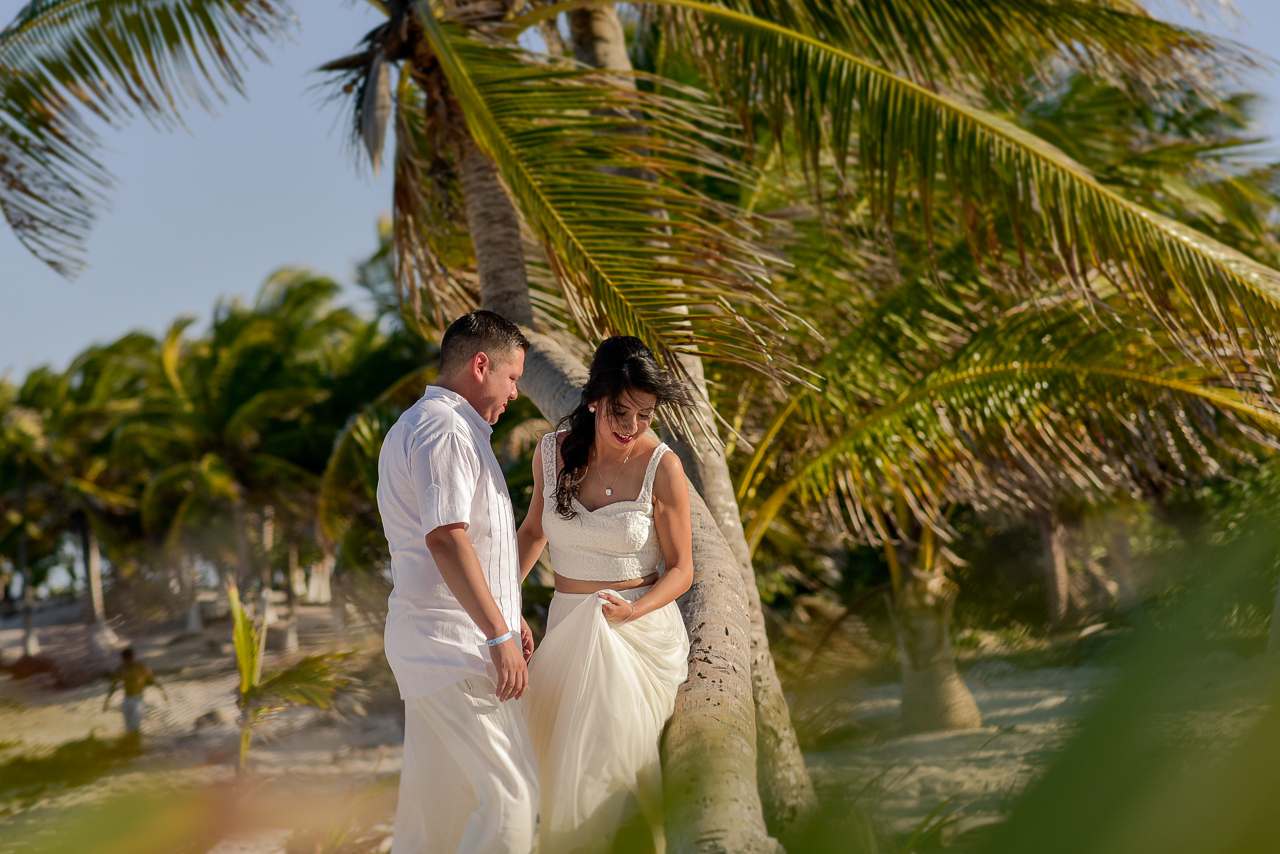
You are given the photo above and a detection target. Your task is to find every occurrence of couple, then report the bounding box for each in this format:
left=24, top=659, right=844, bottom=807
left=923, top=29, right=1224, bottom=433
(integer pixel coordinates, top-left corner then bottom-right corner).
left=377, top=310, right=694, bottom=854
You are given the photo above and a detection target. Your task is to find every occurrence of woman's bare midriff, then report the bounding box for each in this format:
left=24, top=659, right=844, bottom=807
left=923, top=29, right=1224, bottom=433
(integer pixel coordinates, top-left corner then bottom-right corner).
left=554, top=572, right=659, bottom=594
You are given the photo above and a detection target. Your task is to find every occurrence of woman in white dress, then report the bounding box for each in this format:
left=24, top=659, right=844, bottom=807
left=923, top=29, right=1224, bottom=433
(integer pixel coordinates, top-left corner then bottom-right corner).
left=518, top=336, right=695, bottom=853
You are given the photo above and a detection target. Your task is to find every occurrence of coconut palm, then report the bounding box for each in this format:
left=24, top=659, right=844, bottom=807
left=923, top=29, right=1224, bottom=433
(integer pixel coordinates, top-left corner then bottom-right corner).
left=124, top=272, right=350, bottom=597
left=740, top=281, right=1280, bottom=728
left=7, top=0, right=1280, bottom=846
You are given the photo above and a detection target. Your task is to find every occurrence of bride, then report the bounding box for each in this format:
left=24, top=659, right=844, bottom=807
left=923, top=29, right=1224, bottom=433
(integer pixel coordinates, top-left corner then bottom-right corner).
left=518, top=336, right=695, bottom=853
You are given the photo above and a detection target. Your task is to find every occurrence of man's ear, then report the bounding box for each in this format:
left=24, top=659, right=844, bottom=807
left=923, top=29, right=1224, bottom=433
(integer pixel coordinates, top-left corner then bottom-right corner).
left=472, top=350, right=491, bottom=380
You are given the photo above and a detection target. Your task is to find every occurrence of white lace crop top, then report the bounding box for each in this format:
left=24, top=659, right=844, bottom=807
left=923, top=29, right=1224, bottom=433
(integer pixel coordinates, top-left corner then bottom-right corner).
left=540, top=431, right=669, bottom=582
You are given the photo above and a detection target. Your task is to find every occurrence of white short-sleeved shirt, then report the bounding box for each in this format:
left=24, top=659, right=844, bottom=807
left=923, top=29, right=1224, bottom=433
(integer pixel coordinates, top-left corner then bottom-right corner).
left=377, top=386, right=521, bottom=698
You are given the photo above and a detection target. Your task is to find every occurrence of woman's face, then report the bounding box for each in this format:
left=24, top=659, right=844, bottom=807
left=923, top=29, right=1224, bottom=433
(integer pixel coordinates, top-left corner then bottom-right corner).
left=592, top=389, right=658, bottom=451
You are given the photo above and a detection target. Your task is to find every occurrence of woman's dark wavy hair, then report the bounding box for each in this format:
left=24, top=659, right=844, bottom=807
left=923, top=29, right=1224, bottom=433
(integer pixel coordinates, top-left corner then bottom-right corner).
left=553, top=337, right=694, bottom=519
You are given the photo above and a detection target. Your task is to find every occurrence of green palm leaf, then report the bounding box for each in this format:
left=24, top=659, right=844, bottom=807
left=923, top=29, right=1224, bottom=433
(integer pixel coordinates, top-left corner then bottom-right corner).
left=413, top=6, right=799, bottom=384
left=0, top=0, right=294, bottom=273
left=227, top=582, right=261, bottom=693
left=318, top=364, right=435, bottom=544
left=244, top=652, right=352, bottom=712
left=520, top=1, right=1280, bottom=378
left=691, top=0, right=1249, bottom=95
left=743, top=304, right=1280, bottom=554
left=224, top=387, right=329, bottom=449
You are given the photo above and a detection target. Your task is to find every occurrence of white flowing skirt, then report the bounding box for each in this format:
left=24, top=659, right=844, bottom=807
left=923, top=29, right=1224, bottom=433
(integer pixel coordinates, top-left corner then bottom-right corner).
left=523, top=586, right=690, bottom=854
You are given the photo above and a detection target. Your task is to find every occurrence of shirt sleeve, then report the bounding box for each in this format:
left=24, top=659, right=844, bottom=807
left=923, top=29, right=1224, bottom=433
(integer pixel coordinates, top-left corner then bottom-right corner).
left=411, top=428, right=482, bottom=536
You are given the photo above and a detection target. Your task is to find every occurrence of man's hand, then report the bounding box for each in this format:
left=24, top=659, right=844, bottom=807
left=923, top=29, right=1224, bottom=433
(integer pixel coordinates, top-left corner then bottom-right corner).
left=489, top=636, right=528, bottom=702
left=520, top=617, right=535, bottom=663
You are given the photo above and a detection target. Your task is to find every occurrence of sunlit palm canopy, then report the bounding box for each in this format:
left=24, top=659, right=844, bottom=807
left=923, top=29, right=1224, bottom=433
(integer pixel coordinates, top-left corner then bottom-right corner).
left=740, top=287, right=1280, bottom=557
left=4, top=0, right=1280, bottom=389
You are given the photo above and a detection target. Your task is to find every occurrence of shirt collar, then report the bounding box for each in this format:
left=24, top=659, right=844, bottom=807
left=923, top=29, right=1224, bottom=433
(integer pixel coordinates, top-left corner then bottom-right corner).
left=424, top=384, right=494, bottom=437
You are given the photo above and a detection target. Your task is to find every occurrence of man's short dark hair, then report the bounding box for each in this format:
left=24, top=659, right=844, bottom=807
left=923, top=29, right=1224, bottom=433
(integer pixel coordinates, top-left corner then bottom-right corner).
left=121, top=647, right=135, bottom=662
left=439, top=310, right=530, bottom=377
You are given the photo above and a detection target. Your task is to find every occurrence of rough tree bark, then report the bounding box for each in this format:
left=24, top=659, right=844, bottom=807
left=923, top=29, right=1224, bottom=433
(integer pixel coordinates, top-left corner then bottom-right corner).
left=456, top=134, right=536, bottom=326
left=563, top=7, right=816, bottom=832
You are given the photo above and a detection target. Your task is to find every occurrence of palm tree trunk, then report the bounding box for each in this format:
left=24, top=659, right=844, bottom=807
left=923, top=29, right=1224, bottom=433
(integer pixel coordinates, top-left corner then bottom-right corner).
left=456, top=134, right=535, bottom=326
left=889, top=569, right=983, bottom=732
left=565, top=8, right=816, bottom=832
left=519, top=331, right=780, bottom=853
left=261, top=506, right=277, bottom=626
left=285, top=539, right=299, bottom=653
left=80, top=515, right=106, bottom=626
left=1039, top=512, right=1070, bottom=628
left=19, top=460, right=38, bottom=658
left=308, top=550, right=333, bottom=605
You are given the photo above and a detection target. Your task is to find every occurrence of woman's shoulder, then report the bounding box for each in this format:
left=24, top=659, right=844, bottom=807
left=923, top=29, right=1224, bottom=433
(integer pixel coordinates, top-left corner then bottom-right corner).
left=651, top=444, right=686, bottom=493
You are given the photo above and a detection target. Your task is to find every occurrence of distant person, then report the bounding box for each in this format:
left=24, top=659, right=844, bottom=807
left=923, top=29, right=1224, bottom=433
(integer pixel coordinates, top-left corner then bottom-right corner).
left=518, top=337, right=695, bottom=853
left=102, top=647, right=168, bottom=741
left=377, top=310, right=538, bottom=854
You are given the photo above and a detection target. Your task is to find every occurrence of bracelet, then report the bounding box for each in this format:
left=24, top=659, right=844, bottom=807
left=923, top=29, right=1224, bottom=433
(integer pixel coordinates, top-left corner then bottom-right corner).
left=485, top=629, right=516, bottom=647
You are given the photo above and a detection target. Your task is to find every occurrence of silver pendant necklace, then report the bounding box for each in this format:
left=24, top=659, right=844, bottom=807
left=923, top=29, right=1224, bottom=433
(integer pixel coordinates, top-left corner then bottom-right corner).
left=593, top=443, right=635, bottom=496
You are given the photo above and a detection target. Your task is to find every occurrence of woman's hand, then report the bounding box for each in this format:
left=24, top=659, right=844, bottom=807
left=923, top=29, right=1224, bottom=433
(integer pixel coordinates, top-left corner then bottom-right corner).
left=520, top=616, right=535, bottom=662
left=598, top=590, right=636, bottom=623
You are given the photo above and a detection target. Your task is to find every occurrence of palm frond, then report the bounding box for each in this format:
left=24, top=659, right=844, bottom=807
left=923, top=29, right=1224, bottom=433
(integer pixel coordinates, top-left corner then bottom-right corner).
left=743, top=303, right=1280, bottom=554
left=690, top=0, right=1253, bottom=97
left=227, top=582, right=260, bottom=694
left=224, top=387, right=329, bottom=449
left=414, top=7, right=800, bottom=387
left=244, top=652, right=353, bottom=712
left=387, top=62, right=479, bottom=330
left=318, top=364, right=436, bottom=544
left=0, top=0, right=295, bottom=273
left=551, top=0, right=1280, bottom=381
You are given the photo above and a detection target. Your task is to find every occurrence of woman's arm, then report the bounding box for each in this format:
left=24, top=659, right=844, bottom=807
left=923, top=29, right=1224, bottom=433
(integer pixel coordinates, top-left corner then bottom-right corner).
left=517, top=439, right=549, bottom=582
left=601, top=450, right=694, bottom=623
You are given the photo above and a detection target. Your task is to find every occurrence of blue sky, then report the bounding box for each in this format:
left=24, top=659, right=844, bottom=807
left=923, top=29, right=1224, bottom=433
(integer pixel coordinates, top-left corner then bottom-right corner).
left=1, top=1, right=1277, bottom=378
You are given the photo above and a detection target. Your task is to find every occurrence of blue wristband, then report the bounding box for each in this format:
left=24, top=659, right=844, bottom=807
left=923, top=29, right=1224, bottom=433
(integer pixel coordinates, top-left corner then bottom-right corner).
left=485, top=629, right=516, bottom=647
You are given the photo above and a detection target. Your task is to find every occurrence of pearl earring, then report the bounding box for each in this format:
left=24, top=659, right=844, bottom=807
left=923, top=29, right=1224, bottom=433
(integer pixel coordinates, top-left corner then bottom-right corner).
left=589, top=406, right=596, bottom=413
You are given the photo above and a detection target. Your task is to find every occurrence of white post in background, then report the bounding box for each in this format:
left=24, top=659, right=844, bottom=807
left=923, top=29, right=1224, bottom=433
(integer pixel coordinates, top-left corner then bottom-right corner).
left=261, top=507, right=279, bottom=626
left=308, top=551, right=333, bottom=605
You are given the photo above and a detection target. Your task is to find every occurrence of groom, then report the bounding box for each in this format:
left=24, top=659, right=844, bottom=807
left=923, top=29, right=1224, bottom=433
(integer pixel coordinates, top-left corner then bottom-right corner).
left=378, top=310, right=538, bottom=854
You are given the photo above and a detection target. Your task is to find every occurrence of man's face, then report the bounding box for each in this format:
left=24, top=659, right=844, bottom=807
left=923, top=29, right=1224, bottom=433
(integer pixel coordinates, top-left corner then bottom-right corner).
left=473, top=347, right=525, bottom=424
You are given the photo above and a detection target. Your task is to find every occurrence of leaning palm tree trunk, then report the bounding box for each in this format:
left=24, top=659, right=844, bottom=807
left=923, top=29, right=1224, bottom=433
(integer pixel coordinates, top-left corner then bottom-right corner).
left=564, top=7, right=816, bottom=831
left=449, top=127, right=781, bottom=845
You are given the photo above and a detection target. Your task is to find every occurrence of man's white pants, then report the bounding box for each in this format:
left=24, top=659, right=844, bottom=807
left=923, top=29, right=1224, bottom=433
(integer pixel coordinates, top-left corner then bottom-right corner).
left=391, top=676, right=539, bottom=854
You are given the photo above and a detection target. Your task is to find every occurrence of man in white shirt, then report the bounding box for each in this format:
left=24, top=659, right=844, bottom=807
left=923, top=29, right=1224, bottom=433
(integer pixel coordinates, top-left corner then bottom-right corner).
left=378, top=310, right=538, bottom=854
